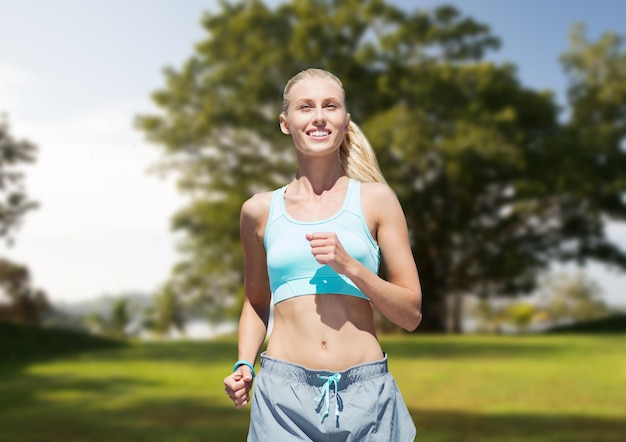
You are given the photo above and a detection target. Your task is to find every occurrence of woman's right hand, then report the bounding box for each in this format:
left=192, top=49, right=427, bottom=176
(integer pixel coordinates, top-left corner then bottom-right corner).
left=224, top=366, right=254, bottom=409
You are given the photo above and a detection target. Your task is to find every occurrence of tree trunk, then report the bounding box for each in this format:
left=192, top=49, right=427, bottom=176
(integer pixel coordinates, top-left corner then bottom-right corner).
left=449, top=291, right=464, bottom=334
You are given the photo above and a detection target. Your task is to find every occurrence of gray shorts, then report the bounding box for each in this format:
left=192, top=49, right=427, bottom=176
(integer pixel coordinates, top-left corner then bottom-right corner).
left=248, top=353, right=416, bottom=441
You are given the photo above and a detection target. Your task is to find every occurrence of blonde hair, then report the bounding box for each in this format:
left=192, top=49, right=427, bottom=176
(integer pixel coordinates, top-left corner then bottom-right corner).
left=282, top=68, right=386, bottom=183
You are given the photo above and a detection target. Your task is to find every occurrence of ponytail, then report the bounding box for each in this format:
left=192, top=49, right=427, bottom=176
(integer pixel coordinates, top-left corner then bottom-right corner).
left=340, top=121, right=386, bottom=184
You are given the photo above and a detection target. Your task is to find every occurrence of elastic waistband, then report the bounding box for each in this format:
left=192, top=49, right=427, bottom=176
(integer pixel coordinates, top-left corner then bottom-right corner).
left=259, top=353, right=388, bottom=390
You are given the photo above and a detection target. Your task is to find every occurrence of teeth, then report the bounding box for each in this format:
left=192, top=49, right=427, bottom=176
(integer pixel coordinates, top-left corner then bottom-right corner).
left=310, top=131, right=329, bottom=137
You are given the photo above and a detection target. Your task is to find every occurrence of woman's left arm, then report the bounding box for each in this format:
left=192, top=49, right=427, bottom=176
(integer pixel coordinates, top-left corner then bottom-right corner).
left=307, top=183, right=422, bottom=331
left=359, top=182, right=422, bottom=330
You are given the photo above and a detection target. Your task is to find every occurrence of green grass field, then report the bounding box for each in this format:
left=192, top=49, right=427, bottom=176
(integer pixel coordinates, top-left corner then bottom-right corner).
left=1, top=324, right=625, bottom=441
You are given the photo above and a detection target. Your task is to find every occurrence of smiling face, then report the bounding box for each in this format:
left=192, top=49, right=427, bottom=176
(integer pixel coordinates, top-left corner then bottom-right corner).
left=279, top=77, right=350, bottom=158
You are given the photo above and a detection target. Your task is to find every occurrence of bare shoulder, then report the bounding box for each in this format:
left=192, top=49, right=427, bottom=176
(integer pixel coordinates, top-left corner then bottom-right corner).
left=361, top=181, right=398, bottom=200
left=360, top=182, right=406, bottom=237
left=241, top=191, right=273, bottom=230
left=241, top=191, right=272, bottom=218
left=360, top=182, right=402, bottom=213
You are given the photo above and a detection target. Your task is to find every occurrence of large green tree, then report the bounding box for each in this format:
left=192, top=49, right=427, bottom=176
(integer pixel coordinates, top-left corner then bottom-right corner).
left=137, top=0, right=626, bottom=332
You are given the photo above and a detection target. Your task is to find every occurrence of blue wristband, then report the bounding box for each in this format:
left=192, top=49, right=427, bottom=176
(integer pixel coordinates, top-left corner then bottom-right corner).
left=233, top=360, right=256, bottom=378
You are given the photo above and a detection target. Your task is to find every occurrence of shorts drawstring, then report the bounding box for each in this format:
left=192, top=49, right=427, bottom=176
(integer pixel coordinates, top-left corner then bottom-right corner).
left=315, top=373, right=342, bottom=422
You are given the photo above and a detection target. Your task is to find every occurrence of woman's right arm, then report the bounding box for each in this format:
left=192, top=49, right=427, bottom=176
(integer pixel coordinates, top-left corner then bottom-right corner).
left=224, top=194, right=272, bottom=409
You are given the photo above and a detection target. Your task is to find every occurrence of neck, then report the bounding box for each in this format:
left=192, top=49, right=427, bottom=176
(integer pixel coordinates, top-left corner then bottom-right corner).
left=292, top=157, right=346, bottom=195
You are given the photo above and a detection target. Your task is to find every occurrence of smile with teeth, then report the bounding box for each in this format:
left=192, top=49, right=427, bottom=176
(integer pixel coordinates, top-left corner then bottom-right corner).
left=308, top=130, right=330, bottom=137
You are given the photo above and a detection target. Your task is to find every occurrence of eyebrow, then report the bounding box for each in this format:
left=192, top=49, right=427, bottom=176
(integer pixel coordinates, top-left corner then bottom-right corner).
left=294, top=97, right=343, bottom=104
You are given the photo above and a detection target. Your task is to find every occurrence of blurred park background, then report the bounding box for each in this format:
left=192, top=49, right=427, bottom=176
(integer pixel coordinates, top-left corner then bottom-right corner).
left=1, top=0, right=625, bottom=440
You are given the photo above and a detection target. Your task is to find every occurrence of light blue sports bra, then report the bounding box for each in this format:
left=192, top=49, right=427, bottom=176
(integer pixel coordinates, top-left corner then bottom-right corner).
left=264, top=179, right=380, bottom=305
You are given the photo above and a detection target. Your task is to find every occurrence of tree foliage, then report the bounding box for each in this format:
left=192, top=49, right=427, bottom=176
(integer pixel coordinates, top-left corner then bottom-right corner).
left=0, top=117, right=38, bottom=244
left=142, top=283, right=186, bottom=337
left=137, top=0, right=626, bottom=332
left=0, top=117, right=44, bottom=324
left=0, top=258, right=50, bottom=324
left=82, top=298, right=135, bottom=338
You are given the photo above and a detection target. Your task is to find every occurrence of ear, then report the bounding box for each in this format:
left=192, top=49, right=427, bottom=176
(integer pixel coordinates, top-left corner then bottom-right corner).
left=279, top=113, right=290, bottom=135
left=345, top=113, right=351, bottom=131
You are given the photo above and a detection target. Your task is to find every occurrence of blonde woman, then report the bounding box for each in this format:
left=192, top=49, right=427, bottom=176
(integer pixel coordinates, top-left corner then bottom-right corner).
left=224, top=68, right=422, bottom=441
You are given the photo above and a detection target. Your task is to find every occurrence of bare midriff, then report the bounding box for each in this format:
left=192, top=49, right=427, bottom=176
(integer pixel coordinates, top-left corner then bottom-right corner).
left=266, top=294, right=384, bottom=371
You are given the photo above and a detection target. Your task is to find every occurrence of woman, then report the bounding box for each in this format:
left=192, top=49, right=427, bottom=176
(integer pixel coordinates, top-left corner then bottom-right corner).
left=224, top=68, right=422, bottom=441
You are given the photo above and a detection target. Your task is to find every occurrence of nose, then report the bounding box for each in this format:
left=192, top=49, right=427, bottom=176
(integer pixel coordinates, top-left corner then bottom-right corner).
left=312, top=107, right=325, bottom=125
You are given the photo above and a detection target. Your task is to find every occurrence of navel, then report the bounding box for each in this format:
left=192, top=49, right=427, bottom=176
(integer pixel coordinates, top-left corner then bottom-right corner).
left=321, top=340, right=327, bottom=351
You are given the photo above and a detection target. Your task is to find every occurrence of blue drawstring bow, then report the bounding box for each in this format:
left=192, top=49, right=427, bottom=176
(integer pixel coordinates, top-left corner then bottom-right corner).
left=315, top=373, right=342, bottom=423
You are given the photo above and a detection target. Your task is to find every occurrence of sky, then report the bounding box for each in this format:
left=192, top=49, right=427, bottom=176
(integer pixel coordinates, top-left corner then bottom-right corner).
left=0, top=0, right=624, bottom=307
